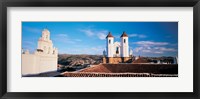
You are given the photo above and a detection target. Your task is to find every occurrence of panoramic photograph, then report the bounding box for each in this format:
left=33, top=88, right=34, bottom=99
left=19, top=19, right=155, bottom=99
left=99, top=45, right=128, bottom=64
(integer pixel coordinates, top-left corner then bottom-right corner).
left=21, top=22, right=178, bottom=77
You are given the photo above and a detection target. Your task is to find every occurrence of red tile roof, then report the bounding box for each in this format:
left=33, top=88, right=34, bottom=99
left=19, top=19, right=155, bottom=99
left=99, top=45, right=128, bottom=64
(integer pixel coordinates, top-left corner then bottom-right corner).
left=132, top=57, right=149, bottom=63
left=71, top=63, right=178, bottom=74
left=106, top=32, right=114, bottom=38
left=120, top=31, right=128, bottom=37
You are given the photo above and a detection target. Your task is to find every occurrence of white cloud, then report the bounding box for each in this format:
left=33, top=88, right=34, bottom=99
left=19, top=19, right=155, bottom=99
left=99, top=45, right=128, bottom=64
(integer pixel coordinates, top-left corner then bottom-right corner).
left=138, top=34, right=147, bottom=38
left=154, top=51, right=163, bottom=54
left=56, top=34, right=68, bottom=37
left=135, top=47, right=143, bottom=52
left=129, top=34, right=138, bottom=37
left=97, top=31, right=107, bottom=40
left=24, top=26, right=41, bottom=33
left=134, top=41, right=169, bottom=46
left=129, top=34, right=147, bottom=38
left=134, top=46, right=176, bottom=54
left=154, top=47, right=177, bottom=52
left=54, top=34, right=82, bottom=44
left=142, top=49, right=151, bottom=53
left=80, top=29, right=108, bottom=40
left=80, top=29, right=94, bottom=36
left=133, top=41, right=177, bottom=54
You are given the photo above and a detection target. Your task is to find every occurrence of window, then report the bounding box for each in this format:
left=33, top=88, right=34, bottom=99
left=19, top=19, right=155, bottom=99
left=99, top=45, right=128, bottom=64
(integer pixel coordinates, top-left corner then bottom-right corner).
left=109, top=40, right=111, bottom=44
left=124, top=39, right=126, bottom=43
left=116, top=47, right=119, bottom=54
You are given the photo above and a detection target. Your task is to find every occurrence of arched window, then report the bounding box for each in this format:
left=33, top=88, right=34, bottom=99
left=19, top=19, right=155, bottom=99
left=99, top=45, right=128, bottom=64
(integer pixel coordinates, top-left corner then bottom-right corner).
left=116, top=47, right=119, bottom=54
left=109, top=40, right=111, bottom=44
left=124, top=39, right=126, bottom=43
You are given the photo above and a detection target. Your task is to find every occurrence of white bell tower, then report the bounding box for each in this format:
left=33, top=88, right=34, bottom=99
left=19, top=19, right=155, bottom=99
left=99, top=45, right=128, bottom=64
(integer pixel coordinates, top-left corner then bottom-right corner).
left=42, top=28, right=50, bottom=41
left=106, top=32, right=114, bottom=57
left=37, top=28, right=57, bottom=55
left=121, top=31, right=129, bottom=57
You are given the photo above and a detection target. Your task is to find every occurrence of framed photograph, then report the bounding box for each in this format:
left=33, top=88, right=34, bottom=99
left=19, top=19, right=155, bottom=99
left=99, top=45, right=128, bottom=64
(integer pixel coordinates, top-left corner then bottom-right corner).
left=0, top=0, right=199, bottom=99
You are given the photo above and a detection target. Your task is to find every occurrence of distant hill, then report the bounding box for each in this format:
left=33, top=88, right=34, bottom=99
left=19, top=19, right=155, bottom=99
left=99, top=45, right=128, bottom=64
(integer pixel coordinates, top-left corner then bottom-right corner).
left=133, top=56, right=175, bottom=64
left=144, top=56, right=175, bottom=63
left=58, top=54, right=103, bottom=71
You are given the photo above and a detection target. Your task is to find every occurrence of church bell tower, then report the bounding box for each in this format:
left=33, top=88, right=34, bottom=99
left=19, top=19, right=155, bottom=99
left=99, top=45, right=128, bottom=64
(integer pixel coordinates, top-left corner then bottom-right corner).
left=106, top=32, right=114, bottom=63
left=120, top=31, right=129, bottom=57
left=106, top=32, right=114, bottom=57
left=37, top=28, right=57, bottom=55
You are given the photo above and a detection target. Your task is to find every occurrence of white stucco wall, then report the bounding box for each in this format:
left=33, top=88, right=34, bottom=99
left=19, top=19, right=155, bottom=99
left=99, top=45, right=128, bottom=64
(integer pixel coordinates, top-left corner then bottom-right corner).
left=39, top=54, right=58, bottom=73
left=22, top=54, right=57, bottom=75
left=38, top=40, right=53, bottom=54
left=121, top=37, right=129, bottom=57
left=22, top=54, right=39, bottom=75
left=106, top=37, right=114, bottom=57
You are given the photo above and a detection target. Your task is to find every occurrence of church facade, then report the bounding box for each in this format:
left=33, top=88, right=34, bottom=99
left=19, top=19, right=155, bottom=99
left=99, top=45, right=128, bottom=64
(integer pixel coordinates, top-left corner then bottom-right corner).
left=103, top=32, right=133, bottom=63
left=22, top=29, right=58, bottom=75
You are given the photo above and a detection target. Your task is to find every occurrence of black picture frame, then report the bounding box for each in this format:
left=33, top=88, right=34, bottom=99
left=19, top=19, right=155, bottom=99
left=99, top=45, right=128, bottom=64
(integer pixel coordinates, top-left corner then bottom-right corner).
left=0, top=0, right=199, bottom=99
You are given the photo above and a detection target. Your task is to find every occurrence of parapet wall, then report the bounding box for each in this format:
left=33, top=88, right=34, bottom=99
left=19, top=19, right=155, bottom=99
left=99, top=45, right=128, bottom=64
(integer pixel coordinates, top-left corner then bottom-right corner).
left=103, top=57, right=131, bottom=64
left=22, top=54, right=58, bottom=75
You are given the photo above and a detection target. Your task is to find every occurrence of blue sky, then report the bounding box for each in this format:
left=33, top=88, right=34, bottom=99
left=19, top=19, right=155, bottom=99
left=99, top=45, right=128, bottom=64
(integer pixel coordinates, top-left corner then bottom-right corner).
left=22, top=22, right=178, bottom=57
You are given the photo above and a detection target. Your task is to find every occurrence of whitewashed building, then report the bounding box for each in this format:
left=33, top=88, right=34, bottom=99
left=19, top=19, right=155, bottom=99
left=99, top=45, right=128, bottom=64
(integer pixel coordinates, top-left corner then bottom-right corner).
left=22, top=29, right=58, bottom=75
left=103, top=32, right=133, bottom=63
